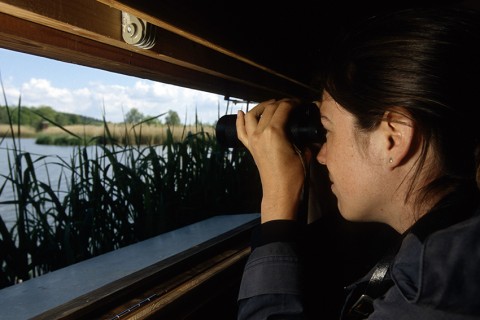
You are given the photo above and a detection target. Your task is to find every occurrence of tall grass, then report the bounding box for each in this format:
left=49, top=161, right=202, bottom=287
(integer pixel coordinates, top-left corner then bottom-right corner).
left=0, top=97, right=261, bottom=289
left=0, top=124, right=36, bottom=138
left=35, top=123, right=215, bottom=146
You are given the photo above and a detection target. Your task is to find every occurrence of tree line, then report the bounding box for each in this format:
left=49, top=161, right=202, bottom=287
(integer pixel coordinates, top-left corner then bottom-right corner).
left=124, top=107, right=181, bottom=126
left=0, top=105, right=183, bottom=130
left=0, top=105, right=102, bottom=130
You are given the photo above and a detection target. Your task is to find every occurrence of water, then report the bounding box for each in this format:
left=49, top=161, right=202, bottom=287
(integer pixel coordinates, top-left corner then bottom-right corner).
left=0, top=138, right=97, bottom=227
left=0, top=137, right=213, bottom=229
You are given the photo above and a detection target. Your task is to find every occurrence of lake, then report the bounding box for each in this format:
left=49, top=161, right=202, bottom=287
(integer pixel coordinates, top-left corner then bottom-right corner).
left=0, top=137, right=216, bottom=229
left=0, top=138, right=102, bottom=227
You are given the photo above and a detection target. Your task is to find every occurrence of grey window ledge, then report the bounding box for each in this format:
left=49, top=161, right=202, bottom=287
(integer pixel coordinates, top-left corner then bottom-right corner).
left=0, top=213, right=259, bottom=320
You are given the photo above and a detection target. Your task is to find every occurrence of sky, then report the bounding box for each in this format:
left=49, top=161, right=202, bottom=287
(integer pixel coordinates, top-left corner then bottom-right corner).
left=0, top=48, right=253, bottom=124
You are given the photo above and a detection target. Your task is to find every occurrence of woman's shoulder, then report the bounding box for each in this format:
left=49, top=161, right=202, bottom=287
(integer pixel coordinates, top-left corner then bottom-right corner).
left=390, top=205, right=480, bottom=316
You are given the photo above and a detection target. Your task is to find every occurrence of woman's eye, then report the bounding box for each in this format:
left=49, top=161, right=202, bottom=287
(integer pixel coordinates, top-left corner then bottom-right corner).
left=318, top=128, right=329, bottom=144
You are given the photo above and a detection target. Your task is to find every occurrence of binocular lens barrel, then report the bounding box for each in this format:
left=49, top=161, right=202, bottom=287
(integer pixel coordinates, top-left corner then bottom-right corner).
left=215, top=103, right=325, bottom=148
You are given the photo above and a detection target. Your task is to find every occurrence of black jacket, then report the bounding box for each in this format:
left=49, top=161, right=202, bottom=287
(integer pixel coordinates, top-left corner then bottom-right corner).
left=238, top=184, right=480, bottom=319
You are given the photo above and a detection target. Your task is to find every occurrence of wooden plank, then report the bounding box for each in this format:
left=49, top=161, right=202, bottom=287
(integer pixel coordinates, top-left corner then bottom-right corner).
left=105, top=248, right=250, bottom=320
left=0, top=0, right=321, bottom=101
left=97, top=0, right=320, bottom=96
left=0, top=12, right=302, bottom=102
left=0, top=0, right=120, bottom=41
left=97, top=0, right=302, bottom=79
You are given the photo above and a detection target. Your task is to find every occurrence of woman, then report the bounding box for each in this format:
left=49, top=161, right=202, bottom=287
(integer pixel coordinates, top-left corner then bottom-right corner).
left=236, top=5, right=480, bottom=319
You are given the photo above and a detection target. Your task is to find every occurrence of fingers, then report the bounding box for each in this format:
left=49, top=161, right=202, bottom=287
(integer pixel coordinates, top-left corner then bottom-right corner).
left=245, top=101, right=269, bottom=138
left=269, top=99, right=296, bottom=127
left=236, top=98, right=298, bottom=148
left=235, top=98, right=306, bottom=223
left=236, top=99, right=275, bottom=148
left=236, top=109, right=247, bottom=147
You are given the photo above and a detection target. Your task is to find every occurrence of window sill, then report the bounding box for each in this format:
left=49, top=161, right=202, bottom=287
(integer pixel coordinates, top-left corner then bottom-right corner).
left=0, top=213, right=260, bottom=319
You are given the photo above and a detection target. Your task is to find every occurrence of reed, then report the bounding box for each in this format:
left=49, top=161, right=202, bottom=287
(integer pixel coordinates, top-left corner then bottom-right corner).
left=35, top=123, right=215, bottom=146
left=0, top=93, right=261, bottom=289
left=0, top=124, right=36, bottom=138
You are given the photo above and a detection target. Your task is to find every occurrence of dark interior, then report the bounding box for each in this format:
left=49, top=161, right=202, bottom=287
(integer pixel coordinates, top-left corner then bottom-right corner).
left=133, top=0, right=476, bottom=101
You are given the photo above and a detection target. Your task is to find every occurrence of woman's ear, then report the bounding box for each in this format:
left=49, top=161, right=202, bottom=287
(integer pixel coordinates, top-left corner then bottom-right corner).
left=379, top=107, right=416, bottom=169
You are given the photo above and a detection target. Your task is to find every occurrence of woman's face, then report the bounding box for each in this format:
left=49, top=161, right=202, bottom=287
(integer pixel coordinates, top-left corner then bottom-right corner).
left=316, top=93, right=388, bottom=223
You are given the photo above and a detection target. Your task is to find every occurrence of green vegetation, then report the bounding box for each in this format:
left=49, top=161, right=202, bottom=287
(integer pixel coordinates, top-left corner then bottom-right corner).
left=0, top=105, right=188, bottom=146
left=0, top=105, right=103, bottom=131
left=0, top=104, right=184, bottom=128
left=30, top=122, right=215, bottom=146
left=0, top=99, right=261, bottom=289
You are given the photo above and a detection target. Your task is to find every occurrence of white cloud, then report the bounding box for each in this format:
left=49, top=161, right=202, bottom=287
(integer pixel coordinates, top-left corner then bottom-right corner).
left=133, top=81, right=151, bottom=94
left=2, top=77, right=253, bottom=124
left=1, top=79, right=21, bottom=104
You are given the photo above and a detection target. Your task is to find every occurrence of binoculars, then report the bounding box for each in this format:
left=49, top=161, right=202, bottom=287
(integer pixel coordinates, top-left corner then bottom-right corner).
left=215, top=102, right=325, bottom=148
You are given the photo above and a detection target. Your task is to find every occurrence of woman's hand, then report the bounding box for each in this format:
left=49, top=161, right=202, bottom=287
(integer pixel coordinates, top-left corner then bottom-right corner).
left=236, top=99, right=307, bottom=223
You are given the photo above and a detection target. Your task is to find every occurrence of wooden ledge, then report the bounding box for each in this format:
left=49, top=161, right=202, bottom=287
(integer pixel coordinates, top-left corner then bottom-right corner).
left=0, top=214, right=259, bottom=320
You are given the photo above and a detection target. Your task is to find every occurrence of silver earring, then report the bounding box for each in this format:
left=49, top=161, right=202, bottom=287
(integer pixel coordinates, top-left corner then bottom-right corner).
left=389, top=158, right=393, bottom=163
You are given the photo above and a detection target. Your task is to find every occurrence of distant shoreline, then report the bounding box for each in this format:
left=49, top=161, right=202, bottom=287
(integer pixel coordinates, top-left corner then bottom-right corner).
left=0, top=123, right=215, bottom=146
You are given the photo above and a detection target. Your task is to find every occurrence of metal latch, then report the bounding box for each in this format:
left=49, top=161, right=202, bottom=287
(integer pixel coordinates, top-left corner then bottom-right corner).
left=121, top=12, right=156, bottom=49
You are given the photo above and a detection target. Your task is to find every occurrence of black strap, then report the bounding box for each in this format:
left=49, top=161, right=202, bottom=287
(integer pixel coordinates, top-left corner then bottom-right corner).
left=342, top=184, right=479, bottom=319
left=343, top=254, right=394, bottom=319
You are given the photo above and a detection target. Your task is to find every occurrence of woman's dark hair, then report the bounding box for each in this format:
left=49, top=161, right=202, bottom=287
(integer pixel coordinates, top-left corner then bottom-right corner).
left=323, top=5, right=480, bottom=206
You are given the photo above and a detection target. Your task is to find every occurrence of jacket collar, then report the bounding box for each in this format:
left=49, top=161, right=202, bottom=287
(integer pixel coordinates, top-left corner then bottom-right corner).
left=407, top=181, right=480, bottom=242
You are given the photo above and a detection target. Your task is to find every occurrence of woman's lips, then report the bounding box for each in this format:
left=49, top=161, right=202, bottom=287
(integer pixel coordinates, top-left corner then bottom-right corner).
left=329, top=177, right=335, bottom=192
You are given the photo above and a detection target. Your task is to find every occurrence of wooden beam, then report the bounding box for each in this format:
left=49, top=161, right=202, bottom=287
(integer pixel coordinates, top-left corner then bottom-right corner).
left=96, top=0, right=316, bottom=88
left=0, top=0, right=321, bottom=101
left=0, top=12, right=294, bottom=102
left=0, top=0, right=120, bottom=41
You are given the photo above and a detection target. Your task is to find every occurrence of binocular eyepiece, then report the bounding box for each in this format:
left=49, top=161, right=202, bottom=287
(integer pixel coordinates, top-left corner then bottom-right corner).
left=215, top=102, right=325, bottom=148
